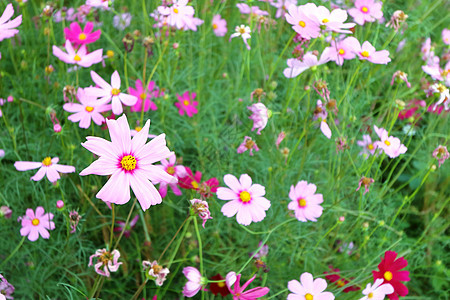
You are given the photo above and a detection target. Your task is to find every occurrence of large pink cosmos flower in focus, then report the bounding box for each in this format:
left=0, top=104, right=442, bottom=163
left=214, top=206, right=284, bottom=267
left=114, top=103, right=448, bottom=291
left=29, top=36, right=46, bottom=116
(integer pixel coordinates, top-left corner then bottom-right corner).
left=288, top=180, right=324, bottom=222
left=64, top=21, right=101, bottom=47
left=288, top=272, right=335, bottom=300
left=0, top=4, right=22, bottom=42
left=217, top=174, right=271, bottom=226
left=14, top=157, right=75, bottom=183
left=20, top=206, right=55, bottom=242
left=79, top=115, right=176, bottom=211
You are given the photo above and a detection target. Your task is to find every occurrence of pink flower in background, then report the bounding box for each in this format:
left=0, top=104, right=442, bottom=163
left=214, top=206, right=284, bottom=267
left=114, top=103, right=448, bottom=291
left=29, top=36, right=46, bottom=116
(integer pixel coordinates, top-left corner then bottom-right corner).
left=391, top=71, right=411, bottom=88
left=190, top=199, right=213, bottom=228
left=433, top=145, right=449, bottom=167
left=175, top=91, right=198, bottom=117
left=357, top=134, right=378, bottom=158
left=86, top=0, right=112, bottom=10
left=315, top=6, right=355, bottom=33
left=271, top=0, right=297, bottom=19
left=356, top=176, right=375, bottom=195
left=143, top=260, right=170, bottom=286
left=113, top=13, right=132, bottom=30
left=248, top=103, right=268, bottom=134
left=0, top=149, right=4, bottom=157
left=158, top=0, right=196, bottom=30
left=183, top=267, right=204, bottom=297
left=52, top=40, right=103, bottom=67
left=325, top=37, right=359, bottom=66
left=129, top=80, right=161, bottom=112
left=79, top=115, right=176, bottom=211
left=64, top=21, right=101, bottom=47
left=276, top=131, right=286, bottom=149
left=85, top=70, right=138, bottom=115
left=89, top=249, right=122, bottom=277
left=284, top=50, right=331, bottom=78
left=236, top=3, right=269, bottom=16
left=360, top=278, right=394, bottom=300
left=442, top=28, right=450, bottom=45
left=288, top=272, right=335, bottom=300
left=288, top=180, right=324, bottom=222
left=0, top=4, right=22, bottom=42
left=20, top=206, right=55, bottom=242
left=226, top=272, right=270, bottom=299
left=63, top=88, right=111, bottom=129
left=217, top=174, right=271, bottom=226
left=353, top=40, right=391, bottom=64
left=373, top=126, right=407, bottom=158
left=422, top=61, right=450, bottom=84
left=398, top=99, right=426, bottom=121
left=313, top=100, right=332, bottom=139
left=230, top=25, right=252, bottom=50
left=348, top=0, right=383, bottom=26
left=0, top=274, right=15, bottom=299
left=0, top=206, right=12, bottom=219
left=237, top=136, right=259, bottom=156
left=14, top=157, right=75, bottom=183
left=114, top=215, right=139, bottom=238
left=156, top=153, right=187, bottom=197
left=285, top=3, right=320, bottom=40
left=212, top=14, right=227, bottom=37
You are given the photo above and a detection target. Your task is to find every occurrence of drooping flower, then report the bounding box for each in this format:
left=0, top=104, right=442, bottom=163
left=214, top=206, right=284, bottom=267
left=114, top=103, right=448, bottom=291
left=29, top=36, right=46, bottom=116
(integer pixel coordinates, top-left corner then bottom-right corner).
left=0, top=274, right=15, bottom=299
left=324, top=265, right=360, bottom=293
left=14, top=157, right=75, bottom=183
left=353, top=40, right=391, bottom=64
left=348, top=0, right=383, bottom=26
left=356, top=176, right=375, bottom=195
left=143, top=260, right=170, bottom=286
left=68, top=210, right=81, bottom=233
left=288, top=272, right=335, bottom=300
left=285, top=4, right=320, bottom=40
left=182, top=267, right=205, bottom=297
left=85, top=70, right=138, bottom=115
left=79, top=115, right=176, bottom=211
left=129, top=80, right=161, bottom=112
left=113, top=13, right=132, bottom=31
left=248, top=103, right=268, bottom=135
left=52, top=40, right=103, bottom=67
left=276, top=131, right=286, bottom=149
left=212, top=14, right=227, bottom=37
left=237, top=136, right=259, bottom=156
left=230, top=25, right=252, bottom=50
left=360, top=278, right=394, bottom=300
left=226, top=271, right=270, bottom=299
left=114, top=215, right=139, bottom=238
left=64, top=21, right=101, bottom=47
left=89, top=249, right=122, bottom=277
left=432, top=145, right=449, bottom=168
left=386, top=10, right=408, bottom=32
left=156, top=153, right=187, bottom=197
left=217, top=174, right=271, bottom=226
left=190, top=199, right=213, bottom=228
left=373, top=126, right=407, bottom=158
left=357, top=134, right=378, bottom=158
left=0, top=4, right=22, bottom=42
left=428, top=83, right=449, bottom=111
left=0, top=206, right=12, bottom=219
left=175, top=91, right=198, bottom=117
left=283, top=50, right=331, bottom=78
left=20, top=206, right=55, bottom=242
left=372, top=250, right=410, bottom=300
left=391, top=71, right=411, bottom=88
left=312, top=100, right=332, bottom=139
left=288, top=180, right=324, bottom=222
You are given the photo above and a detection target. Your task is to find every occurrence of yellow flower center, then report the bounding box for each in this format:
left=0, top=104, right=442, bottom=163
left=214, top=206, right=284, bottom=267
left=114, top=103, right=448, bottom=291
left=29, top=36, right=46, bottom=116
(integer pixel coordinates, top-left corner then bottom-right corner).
left=111, top=88, right=121, bottom=96
left=298, top=198, right=307, bottom=207
left=384, top=271, right=393, bottom=281
left=245, top=139, right=256, bottom=149
left=120, top=155, right=137, bottom=171
left=299, top=21, right=306, bottom=27
left=239, top=27, right=246, bottom=34
left=183, top=100, right=190, bottom=106
left=361, top=6, right=369, bottom=13
left=42, top=157, right=52, bottom=166
left=322, top=18, right=329, bottom=23
left=135, top=126, right=142, bottom=132
left=305, top=293, right=313, bottom=300
left=361, top=51, right=370, bottom=57
left=173, top=8, right=179, bottom=14
left=213, top=24, right=218, bottom=29
left=384, top=140, right=391, bottom=146
left=79, top=33, right=87, bottom=40
left=74, top=54, right=81, bottom=61
left=338, top=49, right=345, bottom=55
left=239, top=191, right=251, bottom=203
left=368, top=292, right=374, bottom=299
left=336, top=279, right=345, bottom=287
left=32, top=218, right=40, bottom=226
left=106, top=50, right=114, bottom=58
left=367, top=144, right=374, bottom=150
left=217, top=281, right=225, bottom=287
left=140, top=93, right=147, bottom=100
left=167, top=166, right=175, bottom=175
left=191, top=181, right=199, bottom=189
left=85, top=106, right=94, bottom=112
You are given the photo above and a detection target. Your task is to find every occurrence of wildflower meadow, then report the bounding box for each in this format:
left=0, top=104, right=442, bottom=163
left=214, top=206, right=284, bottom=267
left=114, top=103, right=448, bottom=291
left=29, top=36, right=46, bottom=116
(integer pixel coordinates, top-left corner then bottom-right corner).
left=1, top=0, right=449, bottom=299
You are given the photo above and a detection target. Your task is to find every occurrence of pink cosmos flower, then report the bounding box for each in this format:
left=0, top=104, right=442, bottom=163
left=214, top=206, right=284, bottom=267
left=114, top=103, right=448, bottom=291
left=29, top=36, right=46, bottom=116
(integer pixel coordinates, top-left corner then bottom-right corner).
left=288, top=180, right=324, bottom=222
left=183, top=267, right=204, bottom=297
left=190, top=199, right=213, bottom=228
left=442, top=28, right=450, bottom=45
left=52, top=40, right=103, bottom=68
left=422, top=61, right=450, bottom=85
left=352, top=40, right=390, bottom=64
left=85, top=70, right=138, bottom=115
left=248, top=103, right=268, bottom=134
left=64, top=21, right=101, bottom=47
left=15, top=157, right=75, bottom=183
left=237, top=136, right=259, bottom=156
left=357, top=134, right=378, bottom=158
left=230, top=25, right=252, bottom=50
left=156, top=153, right=187, bottom=198
left=158, top=0, right=196, bottom=30
left=288, top=272, right=335, bottom=300
left=212, top=14, right=227, bottom=37
left=271, top=0, right=297, bottom=19
left=0, top=205, right=12, bottom=219
left=373, top=126, right=407, bottom=158
left=114, top=214, right=139, bottom=238
left=63, top=88, right=111, bottom=129
left=86, top=0, right=112, bottom=10
left=0, top=4, right=22, bottom=42
left=79, top=115, right=176, bottom=211
left=129, top=80, right=161, bottom=112
left=356, top=176, right=375, bottom=195
left=360, top=278, right=394, bottom=300
left=0, top=149, right=4, bottom=157
left=325, top=37, right=359, bottom=66
left=175, top=91, right=198, bottom=117
left=19, top=206, right=55, bottom=242
left=315, top=6, right=355, bottom=33
left=283, top=50, right=331, bottom=78
left=226, top=272, right=270, bottom=299
left=285, top=3, right=321, bottom=40
left=236, top=3, right=269, bottom=16
left=143, top=260, right=170, bottom=286
left=0, top=274, right=15, bottom=299
left=348, top=0, right=383, bottom=26
left=312, top=100, right=332, bottom=139
left=89, top=249, right=122, bottom=277
left=217, top=174, right=271, bottom=226
left=433, top=145, right=449, bottom=168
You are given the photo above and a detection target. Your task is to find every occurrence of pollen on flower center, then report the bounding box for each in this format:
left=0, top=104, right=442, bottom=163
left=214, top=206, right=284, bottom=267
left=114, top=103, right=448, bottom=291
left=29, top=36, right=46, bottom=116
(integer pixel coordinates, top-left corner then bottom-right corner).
left=384, top=140, right=391, bottom=146
left=361, top=51, right=370, bottom=57
left=191, top=181, right=199, bottom=189
left=338, top=49, right=345, bottom=55
left=79, top=33, right=87, bottom=40
left=298, top=198, right=307, bottom=207
left=74, top=54, right=81, bottom=61
left=183, top=100, right=190, bottom=106
left=120, top=155, right=137, bottom=171
left=85, top=106, right=94, bottom=112
left=111, top=88, right=121, bottom=96
left=384, top=271, right=393, bottom=281
left=368, top=292, right=374, bottom=299
left=239, top=191, right=251, bottom=202
left=367, top=144, right=374, bottom=150
left=217, top=281, right=225, bottom=287
left=32, top=218, right=40, bottom=226
left=213, top=24, right=218, bottom=29
left=42, top=157, right=52, bottom=166
left=336, top=279, right=345, bottom=287
left=173, top=8, right=179, bottom=14
left=239, top=28, right=246, bottom=34
left=135, top=126, right=142, bottom=132
left=322, top=18, right=329, bottom=23
left=305, top=293, right=314, bottom=300
left=140, top=93, right=147, bottom=100
left=166, top=166, right=175, bottom=175
left=361, top=6, right=369, bottom=13
left=299, top=21, right=306, bottom=27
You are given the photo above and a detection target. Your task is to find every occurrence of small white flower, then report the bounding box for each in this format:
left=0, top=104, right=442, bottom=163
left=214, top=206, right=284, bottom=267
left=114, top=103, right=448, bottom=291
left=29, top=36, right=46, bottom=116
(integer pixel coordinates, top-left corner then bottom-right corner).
left=230, top=24, right=251, bottom=50
left=359, top=278, right=394, bottom=300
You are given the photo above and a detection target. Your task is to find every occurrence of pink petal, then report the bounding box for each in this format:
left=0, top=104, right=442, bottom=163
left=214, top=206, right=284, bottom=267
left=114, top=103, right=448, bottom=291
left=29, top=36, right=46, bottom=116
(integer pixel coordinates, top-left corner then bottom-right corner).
left=106, top=115, right=131, bottom=154
left=288, top=279, right=305, bottom=295
left=239, top=174, right=253, bottom=190
left=46, top=166, right=61, bottom=182
left=111, top=70, right=121, bottom=89
left=217, top=187, right=237, bottom=200
left=221, top=199, right=241, bottom=217
left=30, top=167, right=47, bottom=181
left=223, top=174, right=241, bottom=193
left=131, top=119, right=151, bottom=152
left=129, top=173, right=162, bottom=211
left=90, top=70, right=111, bottom=90
left=15, top=161, right=42, bottom=171
left=236, top=204, right=252, bottom=225
left=96, top=170, right=131, bottom=205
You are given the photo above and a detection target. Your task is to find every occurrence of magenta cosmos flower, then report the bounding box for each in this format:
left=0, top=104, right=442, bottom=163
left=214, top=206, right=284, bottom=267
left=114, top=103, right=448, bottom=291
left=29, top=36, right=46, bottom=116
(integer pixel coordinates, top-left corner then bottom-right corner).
left=63, top=88, right=111, bottom=129
left=20, top=206, right=55, bottom=242
left=175, top=91, right=198, bottom=117
left=288, top=272, right=335, bottom=300
left=182, top=267, right=205, bottom=297
left=212, top=14, right=227, bottom=37
left=286, top=3, right=320, bottom=40
left=156, top=153, right=187, bottom=198
left=288, top=180, right=324, bottom=222
left=64, top=21, right=101, bottom=47
left=85, top=70, right=138, bottom=115
left=52, top=40, right=103, bottom=68
left=226, top=271, right=270, bottom=299
left=129, top=80, right=161, bottom=112
left=217, top=174, right=271, bottom=226
left=89, top=249, right=122, bottom=277
left=348, top=0, right=383, bottom=26
left=353, top=40, right=391, bottom=64
left=15, top=157, right=75, bottom=183
left=79, top=115, right=176, bottom=211
left=0, top=4, right=22, bottom=42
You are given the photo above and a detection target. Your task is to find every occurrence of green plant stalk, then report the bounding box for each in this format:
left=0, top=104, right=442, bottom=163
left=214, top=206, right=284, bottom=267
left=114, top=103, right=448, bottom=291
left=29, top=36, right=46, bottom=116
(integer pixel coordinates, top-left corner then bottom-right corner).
left=193, top=217, right=205, bottom=300
left=113, top=198, right=137, bottom=250
left=0, top=236, right=26, bottom=269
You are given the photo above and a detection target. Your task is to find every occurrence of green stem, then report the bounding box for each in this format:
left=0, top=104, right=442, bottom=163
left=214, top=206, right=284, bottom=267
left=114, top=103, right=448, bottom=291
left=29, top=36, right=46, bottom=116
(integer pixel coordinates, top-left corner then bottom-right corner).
left=0, top=236, right=26, bottom=268
left=109, top=204, right=115, bottom=249
left=113, top=198, right=137, bottom=250
left=159, top=216, right=190, bottom=263
left=193, top=217, right=204, bottom=300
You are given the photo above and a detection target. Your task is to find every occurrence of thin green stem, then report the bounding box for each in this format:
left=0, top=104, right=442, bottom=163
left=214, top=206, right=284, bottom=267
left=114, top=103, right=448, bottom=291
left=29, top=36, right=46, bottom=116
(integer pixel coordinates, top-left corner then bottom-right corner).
left=113, top=198, right=137, bottom=250
left=0, top=236, right=26, bottom=269
left=109, top=204, right=115, bottom=249
left=193, top=217, right=205, bottom=300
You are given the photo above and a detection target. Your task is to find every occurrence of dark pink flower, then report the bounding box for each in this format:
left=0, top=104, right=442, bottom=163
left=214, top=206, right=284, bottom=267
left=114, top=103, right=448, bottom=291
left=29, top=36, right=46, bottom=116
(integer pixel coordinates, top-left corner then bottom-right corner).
left=226, top=272, right=270, bottom=299
left=175, top=91, right=198, bottom=117
left=129, top=80, right=162, bottom=112
left=64, top=21, right=101, bottom=47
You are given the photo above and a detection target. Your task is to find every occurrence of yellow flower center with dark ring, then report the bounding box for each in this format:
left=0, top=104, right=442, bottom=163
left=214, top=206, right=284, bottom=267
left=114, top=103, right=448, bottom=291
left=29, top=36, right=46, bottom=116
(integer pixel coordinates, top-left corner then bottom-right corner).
left=167, top=166, right=175, bottom=175
left=79, top=33, right=87, bottom=40
left=121, top=155, right=137, bottom=171
left=305, top=293, right=313, bottom=300
left=42, top=157, right=52, bottom=166
left=85, top=106, right=94, bottom=112
left=361, top=51, right=370, bottom=57
left=298, top=198, right=307, bottom=207
left=384, top=140, right=391, bottom=146
left=111, top=88, right=121, bottom=96
left=239, top=191, right=251, bottom=203
left=32, top=218, right=40, bottom=226
left=299, top=21, right=306, bottom=27
left=384, top=271, right=393, bottom=281
left=74, top=54, right=81, bottom=61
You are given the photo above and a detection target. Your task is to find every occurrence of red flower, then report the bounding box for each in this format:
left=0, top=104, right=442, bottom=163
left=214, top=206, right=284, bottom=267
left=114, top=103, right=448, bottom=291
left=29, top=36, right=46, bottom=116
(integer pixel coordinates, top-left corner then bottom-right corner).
left=324, top=265, right=360, bottom=293
left=372, top=251, right=410, bottom=300
left=209, top=274, right=230, bottom=297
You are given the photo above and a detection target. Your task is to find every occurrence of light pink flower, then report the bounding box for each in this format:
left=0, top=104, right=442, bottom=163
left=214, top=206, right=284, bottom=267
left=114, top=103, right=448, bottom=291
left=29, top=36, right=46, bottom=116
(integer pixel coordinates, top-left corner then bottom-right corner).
left=360, top=278, right=394, bottom=300
left=143, top=260, right=170, bottom=286
left=79, top=115, right=176, bottom=211
left=158, top=0, right=196, bottom=30
left=0, top=149, right=4, bottom=157
left=52, top=40, right=103, bottom=67
left=88, top=249, right=122, bottom=277
left=86, top=0, right=112, bottom=10
left=226, top=271, right=270, bottom=299
left=190, top=199, right=213, bottom=228
left=428, top=83, right=449, bottom=111
left=373, top=125, right=407, bottom=158
left=85, top=70, right=138, bottom=115
left=271, top=0, right=297, bottom=19
left=433, top=145, right=449, bottom=168
left=283, top=50, right=331, bottom=78
left=63, top=88, right=111, bottom=129
left=129, top=80, right=161, bottom=112
left=353, top=40, right=391, bottom=64
left=230, top=25, right=252, bottom=50
left=236, top=3, right=269, bottom=16
left=422, top=61, right=450, bottom=85
left=285, top=3, right=321, bottom=40
left=0, top=274, right=14, bottom=299
left=0, top=206, right=12, bottom=219
left=217, top=174, right=271, bottom=226
left=391, top=71, right=411, bottom=88
left=442, top=28, right=450, bottom=45
left=276, top=131, right=286, bottom=149
left=325, top=37, right=359, bottom=66
left=288, top=181, right=324, bottom=222
left=356, top=176, right=375, bottom=195
left=175, top=91, right=198, bottom=117
left=0, top=4, right=22, bottom=42
left=20, top=206, right=55, bottom=242
left=14, top=157, right=75, bottom=183
left=64, top=21, right=101, bottom=47
left=156, top=153, right=187, bottom=198
left=183, top=267, right=204, bottom=297
left=288, top=272, right=335, bottom=300
left=237, top=136, right=259, bottom=156
left=315, top=6, right=355, bottom=33
left=113, top=13, right=132, bottom=30
left=357, top=134, right=378, bottom=158
left=212, top=14, right=227, bottom=37
left=312, top=100, right=332, bottom=139
left=348, top=0, right=383, bottom=26
left=248, top=103, right=268, bottom=134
